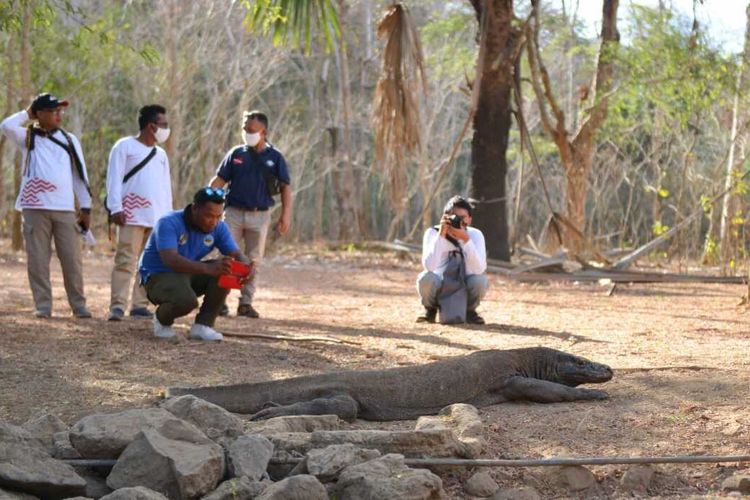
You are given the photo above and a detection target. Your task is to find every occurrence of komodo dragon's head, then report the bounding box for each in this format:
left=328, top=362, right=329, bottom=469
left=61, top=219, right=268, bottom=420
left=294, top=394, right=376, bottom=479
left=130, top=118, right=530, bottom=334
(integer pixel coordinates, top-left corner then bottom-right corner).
left=544, top=349, right=613, bottom=387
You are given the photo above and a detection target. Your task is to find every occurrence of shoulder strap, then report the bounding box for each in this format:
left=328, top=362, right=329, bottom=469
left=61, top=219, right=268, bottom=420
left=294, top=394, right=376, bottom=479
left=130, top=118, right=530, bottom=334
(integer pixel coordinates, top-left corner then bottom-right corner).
left=123, top=147, right=157, bottom=183
left=48, top=129, right=91, bottom=195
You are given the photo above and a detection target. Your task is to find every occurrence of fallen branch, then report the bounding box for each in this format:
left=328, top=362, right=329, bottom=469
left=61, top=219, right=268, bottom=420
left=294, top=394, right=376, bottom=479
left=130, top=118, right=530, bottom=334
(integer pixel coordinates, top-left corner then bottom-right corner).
left=224, top=331, right=360, bottom=346
left=505, top=268, right=747, bottom=284
left=62, top=454, right=750, bottom=469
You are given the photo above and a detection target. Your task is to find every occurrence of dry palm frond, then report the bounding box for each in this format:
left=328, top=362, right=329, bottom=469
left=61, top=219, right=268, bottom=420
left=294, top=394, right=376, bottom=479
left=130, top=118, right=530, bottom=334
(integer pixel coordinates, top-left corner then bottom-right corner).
left=372, top=3, right=428, bottom=210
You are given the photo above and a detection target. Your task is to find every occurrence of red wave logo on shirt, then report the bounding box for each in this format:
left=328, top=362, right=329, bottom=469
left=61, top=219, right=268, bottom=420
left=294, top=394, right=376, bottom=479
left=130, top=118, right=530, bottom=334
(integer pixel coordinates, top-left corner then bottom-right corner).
left=232, top=158, right=243, bottom=164
left=19, top=177, right=57, bottom=207
left=122, top=193, right=152, bottom=222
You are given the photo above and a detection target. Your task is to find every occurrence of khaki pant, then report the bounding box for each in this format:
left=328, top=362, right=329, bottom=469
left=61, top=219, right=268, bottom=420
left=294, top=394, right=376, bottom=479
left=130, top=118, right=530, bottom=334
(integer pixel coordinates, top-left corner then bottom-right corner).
left=110, top=225, right=151, bottom=312
left=224, top=206, right=271, bottom=305
left=144, top=272, right=228, bottom=327
left=22, top=209, right=86, bottom=313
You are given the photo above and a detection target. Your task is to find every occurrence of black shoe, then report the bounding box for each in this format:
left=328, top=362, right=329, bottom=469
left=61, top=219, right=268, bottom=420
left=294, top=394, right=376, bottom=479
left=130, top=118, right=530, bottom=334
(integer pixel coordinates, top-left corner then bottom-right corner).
left=108, top=307, right=125, bottom=321
left=73, top=306, right=92, bottom=319
left=237, top=304, right=260, bottom=318
left=218, top=303, right=230, bottom=317
left=466, top=310, right=485, bottom=324
left=129, top=307, right=154, bottom=319
left=416, top=308, right=437, bottom=323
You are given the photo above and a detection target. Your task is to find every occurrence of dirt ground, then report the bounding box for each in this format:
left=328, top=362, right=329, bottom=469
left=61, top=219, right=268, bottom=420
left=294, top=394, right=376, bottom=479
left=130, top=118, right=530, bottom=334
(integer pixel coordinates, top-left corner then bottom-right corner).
left=0, top=239, right=749, bottom=498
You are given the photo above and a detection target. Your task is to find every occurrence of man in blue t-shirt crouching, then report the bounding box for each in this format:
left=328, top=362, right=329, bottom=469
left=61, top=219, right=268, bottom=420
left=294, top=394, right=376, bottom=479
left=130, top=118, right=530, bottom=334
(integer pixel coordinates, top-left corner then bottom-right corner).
left=138, top=187, right=249, bottom=341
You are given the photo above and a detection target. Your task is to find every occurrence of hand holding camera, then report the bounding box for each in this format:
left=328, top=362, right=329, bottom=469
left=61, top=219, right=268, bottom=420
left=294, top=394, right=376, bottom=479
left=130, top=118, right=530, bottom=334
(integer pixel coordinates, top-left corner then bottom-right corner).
left=440, top=213, right=469, bottom=242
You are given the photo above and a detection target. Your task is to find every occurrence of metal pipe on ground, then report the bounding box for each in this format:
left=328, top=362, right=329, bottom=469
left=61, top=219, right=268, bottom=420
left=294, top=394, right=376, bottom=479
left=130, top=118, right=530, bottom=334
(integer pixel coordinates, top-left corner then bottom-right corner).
left=62, top=454, right=750, bottom=469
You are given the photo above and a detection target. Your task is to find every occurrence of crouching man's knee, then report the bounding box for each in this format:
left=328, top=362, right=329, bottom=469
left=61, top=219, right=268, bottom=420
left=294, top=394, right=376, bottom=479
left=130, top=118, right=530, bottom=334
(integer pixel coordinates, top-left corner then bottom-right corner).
left=466, top=274, right=489, bottom=301
left=417, top=271, right=442, bottom=307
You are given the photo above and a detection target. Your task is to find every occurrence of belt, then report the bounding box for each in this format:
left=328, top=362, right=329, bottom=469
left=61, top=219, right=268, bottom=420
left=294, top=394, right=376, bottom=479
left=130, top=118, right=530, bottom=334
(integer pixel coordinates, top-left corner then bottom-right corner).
left=230, top=206, right=268, bottom=212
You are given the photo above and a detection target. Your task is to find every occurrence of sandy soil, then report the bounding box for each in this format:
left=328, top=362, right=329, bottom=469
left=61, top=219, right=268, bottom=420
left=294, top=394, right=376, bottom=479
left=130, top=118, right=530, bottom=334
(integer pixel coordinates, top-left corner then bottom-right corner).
left=0, top=240, right=748, bottom=498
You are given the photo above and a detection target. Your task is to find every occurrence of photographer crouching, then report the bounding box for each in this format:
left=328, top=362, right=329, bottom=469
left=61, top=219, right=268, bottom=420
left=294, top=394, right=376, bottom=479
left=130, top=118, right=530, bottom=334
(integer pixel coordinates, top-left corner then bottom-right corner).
left=417, top=196, right=488, bottom=324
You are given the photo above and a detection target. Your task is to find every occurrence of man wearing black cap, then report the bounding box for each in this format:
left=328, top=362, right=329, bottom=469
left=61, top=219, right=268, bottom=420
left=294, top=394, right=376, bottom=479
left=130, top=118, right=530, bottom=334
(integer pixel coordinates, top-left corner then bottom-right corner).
left=208, top=110, right=292, bottom=318
left=0, top=93, right=93, bottom=318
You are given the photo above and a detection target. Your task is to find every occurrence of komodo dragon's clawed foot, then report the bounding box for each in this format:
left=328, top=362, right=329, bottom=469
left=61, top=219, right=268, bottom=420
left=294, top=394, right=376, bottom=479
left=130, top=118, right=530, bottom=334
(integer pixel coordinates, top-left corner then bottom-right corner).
left=580, top=388, right=609, bottom=400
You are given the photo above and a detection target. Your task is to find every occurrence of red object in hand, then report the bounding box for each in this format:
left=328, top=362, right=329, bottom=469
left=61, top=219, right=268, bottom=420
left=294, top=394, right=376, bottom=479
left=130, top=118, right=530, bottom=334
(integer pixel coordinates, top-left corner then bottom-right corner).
left=228, top=259, right=251, bottom=277
left=218, top=260, right=252, bottom=289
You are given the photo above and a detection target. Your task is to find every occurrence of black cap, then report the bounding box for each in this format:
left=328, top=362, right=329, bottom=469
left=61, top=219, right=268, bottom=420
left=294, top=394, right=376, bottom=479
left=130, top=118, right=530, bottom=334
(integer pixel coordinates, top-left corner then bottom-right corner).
left=31, top=93, right=69, bottom=112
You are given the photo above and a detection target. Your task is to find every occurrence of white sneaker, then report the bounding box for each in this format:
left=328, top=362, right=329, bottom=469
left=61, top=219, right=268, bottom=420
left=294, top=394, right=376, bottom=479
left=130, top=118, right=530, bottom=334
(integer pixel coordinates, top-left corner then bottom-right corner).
left=189, top=323, right=223, bottom=341
left=153, top=318, right=176, bottom=339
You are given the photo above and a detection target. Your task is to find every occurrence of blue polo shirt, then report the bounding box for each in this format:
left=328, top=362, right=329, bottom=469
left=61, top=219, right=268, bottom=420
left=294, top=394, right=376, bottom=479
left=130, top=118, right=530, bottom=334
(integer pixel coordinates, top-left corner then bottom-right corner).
left=139, top=206, right=240, bottom=282
left=216, top=143, right=291, bottom=209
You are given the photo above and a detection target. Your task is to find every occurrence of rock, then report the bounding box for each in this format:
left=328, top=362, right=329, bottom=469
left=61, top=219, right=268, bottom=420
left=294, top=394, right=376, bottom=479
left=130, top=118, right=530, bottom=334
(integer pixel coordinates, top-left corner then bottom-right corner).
left=52, top=431, right=81, bottom=460
left=256, top=475, right=326, bottom=500
left=306, top=444, right=381, bottom=482
left=160, top=395, right=244, bottom=443
left=202, top=477, right=270, bottom=500
left=21, top=413, right=67, bottom=453
left=226, top=434, right=274, bottom=480
left=620, top=465, right=654, bottom=494
left=69, top=408, right=189, bottom=459
left=464, top=471, right=499, bottom=497
left=74, top=467, right=112, bottom=499
left=0, top=422, right=86, bottom=498
left=106, top=420, right=224, bottom=499
left=415, top=404, right=485, bottom=458
left=0, top=487, right=39, bottom=499
left=100, top=486, right=169, bottom=499
left=310, top=429, right=463, bottom=457
left=542, top=465, right=595, bottom=492
left=249, top=415, right=343, bottom=434
left=490, top=486, right=541, bottom=500
left=722, top=473, right=750, bottom=494
left=334, top=454, right=446, bottom=500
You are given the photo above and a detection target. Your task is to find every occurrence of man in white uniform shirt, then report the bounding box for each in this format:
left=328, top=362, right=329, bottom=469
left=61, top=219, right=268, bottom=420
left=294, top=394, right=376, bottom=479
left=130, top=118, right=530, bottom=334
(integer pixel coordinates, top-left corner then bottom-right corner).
left=106, top=105, right=173, bottom=321
left=0, top=93, right=92, bottom=319
left=417, top=196, right=489, bottom=324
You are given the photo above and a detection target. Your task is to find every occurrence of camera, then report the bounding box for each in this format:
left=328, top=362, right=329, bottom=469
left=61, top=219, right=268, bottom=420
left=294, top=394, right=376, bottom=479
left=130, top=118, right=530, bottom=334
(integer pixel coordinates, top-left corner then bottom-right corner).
left=449, top=214, right=463, bottom=229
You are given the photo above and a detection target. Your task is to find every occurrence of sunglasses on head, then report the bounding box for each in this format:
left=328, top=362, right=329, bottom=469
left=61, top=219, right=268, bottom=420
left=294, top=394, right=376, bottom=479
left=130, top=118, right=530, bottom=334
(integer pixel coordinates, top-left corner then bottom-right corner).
left=199, top=187, right=226, bottom=202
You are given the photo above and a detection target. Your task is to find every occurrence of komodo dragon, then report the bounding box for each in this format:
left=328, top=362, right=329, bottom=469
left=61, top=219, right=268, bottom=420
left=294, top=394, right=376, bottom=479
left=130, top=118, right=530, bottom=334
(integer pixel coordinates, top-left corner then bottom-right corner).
left=166, top=347, right=613, bottom=421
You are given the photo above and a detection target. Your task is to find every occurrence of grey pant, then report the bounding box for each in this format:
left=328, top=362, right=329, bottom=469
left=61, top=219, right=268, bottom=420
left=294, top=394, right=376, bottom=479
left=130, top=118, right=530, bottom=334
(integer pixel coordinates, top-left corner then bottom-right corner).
left=22, top=209, right=86, bottom=313
left=110, top=225, right=151, bottom=312
left=417, top=271, right=488, bottom=312
left=144, top=272, right=229, bottom=327
left=224, top=206, right=271, bottom=305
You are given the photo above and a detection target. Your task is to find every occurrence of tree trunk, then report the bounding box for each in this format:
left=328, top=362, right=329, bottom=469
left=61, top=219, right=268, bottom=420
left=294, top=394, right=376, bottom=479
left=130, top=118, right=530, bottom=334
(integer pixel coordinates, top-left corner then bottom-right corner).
left=469, top=0, right=517, bottom=261
left=0, top=37, right=16, bottom=235
left=13, top=2, right=33, bottom=251
left=332, top=31, right=362, bottom=241
left=527, top=0, right=619, bottom=249
left=719, top=4, right=750, bottom=269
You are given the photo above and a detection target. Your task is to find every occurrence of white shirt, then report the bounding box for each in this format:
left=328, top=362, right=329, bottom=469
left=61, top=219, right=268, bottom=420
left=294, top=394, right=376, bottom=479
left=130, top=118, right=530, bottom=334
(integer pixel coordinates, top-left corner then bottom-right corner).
left=105, top=136, right=172, bottom=227
left=422, top=226, right=487, bottom=277
left=1, top=110, right=92, bottom=212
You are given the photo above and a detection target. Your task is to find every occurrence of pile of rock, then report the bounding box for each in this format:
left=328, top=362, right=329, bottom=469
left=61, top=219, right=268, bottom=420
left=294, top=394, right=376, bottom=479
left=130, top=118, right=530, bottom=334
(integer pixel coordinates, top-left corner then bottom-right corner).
left=1, top=396, right=475, bottom=499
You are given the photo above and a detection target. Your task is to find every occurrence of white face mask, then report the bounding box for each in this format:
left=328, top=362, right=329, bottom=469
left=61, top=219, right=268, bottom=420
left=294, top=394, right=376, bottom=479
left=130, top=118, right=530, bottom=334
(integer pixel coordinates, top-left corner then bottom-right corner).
left=244, top=131, right=262, bottom=147
left=154, top=126, right=171, bottom=144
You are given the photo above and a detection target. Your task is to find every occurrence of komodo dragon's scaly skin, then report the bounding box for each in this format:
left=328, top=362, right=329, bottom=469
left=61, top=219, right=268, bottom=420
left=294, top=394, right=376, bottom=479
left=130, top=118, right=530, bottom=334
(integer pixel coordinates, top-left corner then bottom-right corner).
left=166, top=347, right=613, bottom=421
